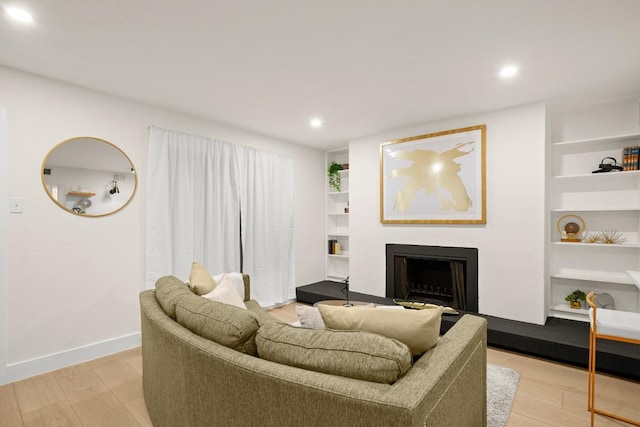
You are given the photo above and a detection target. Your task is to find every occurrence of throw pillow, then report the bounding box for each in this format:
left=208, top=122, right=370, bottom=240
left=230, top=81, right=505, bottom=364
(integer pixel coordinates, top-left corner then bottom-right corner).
left=188, top=262, right=217, bottom=295
left=212, top=272, right=246, bottom=300
left=256, top=322, right=412, bottom=384
left=295, top=305, right=325, bottom=329
left=318, top=305, right=443, bottom=356
left=175, top=292, right=260, bottom=355
left=201, top=274, right=246, bottom=309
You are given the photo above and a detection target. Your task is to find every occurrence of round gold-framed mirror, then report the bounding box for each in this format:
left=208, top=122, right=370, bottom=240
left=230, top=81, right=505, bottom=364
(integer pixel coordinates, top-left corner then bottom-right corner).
left=41, top=137, right=137, bottom=217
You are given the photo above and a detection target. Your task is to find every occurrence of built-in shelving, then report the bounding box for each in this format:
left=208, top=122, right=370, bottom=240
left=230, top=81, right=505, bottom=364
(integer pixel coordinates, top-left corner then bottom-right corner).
left=547, top=110, right=640, bottom=322
left=326, top=148, right=349, bottom=281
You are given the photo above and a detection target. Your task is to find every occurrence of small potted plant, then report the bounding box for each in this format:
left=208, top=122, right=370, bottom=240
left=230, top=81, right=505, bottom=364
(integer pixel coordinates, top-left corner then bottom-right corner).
left=565, top=289, right=586, bottom=309
left=328, top=161, right=343, bottom=192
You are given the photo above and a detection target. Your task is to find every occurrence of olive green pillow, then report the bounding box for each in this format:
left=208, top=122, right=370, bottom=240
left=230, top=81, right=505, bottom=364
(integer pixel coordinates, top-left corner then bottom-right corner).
left=256, top=322, right=412, bottom=384
left=155, top=275, right=193, bottom=319
left=175, top=292, right=260, bottom=355
left=318, top=305, right=443, bottom=356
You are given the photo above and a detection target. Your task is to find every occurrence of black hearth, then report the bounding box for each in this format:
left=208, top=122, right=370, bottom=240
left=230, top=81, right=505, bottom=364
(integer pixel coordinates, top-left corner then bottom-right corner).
left=386, top=244, right=478, bottom=312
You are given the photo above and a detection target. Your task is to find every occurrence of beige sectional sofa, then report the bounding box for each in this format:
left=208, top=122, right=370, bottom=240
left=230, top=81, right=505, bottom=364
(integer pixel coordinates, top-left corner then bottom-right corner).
left=140, top=275, right=488, bottom=426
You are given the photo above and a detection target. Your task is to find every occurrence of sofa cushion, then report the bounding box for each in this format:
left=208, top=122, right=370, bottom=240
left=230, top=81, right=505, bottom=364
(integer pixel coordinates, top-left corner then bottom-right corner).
left=189, top=262, right=217, bottom=295
left=318, top=305, right=443, bottom=356
left=256, top=322, right=412, bottom=384
left=155, top=275, right=193, bottom=319
left=175, top=293, right=260, bottom=355
left=201, top=274, right=246, bottom=309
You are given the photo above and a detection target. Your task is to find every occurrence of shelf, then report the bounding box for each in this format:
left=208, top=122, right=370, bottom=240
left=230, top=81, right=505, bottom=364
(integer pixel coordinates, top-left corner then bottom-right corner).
left=552, top=132, right=640, bottom=148
left=66, top=192, right=95, bottom=197
left=328, top=191, right=349, bottom=196
left=551, top=303, right=589, bottom=315
left=328, top=212, right=349, bottom=216
left=548, top=304, right=589, bottom=322
left=552, top=242, right=640, bottom=249
left=327, top=273, right=348, bottom=281
left=327, top=233, right=349, bottom=237
left=551, top=207, right=640, bottom=212
left=625, top=271, right=640, bottom=290
left=551, top=270, right=635, bottom=285
left=328, top=254, right=349, bottom=259
left=552, top=170, right=640, bottom=182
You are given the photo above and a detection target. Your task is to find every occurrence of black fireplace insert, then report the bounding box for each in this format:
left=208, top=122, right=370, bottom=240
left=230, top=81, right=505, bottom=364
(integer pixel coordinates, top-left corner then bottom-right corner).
left=386, top=244, right=478, bottom=312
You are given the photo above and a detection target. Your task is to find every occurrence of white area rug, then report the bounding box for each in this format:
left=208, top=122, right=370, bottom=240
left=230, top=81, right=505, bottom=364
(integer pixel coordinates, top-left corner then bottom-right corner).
left=487, top=364, right=520, bottom=427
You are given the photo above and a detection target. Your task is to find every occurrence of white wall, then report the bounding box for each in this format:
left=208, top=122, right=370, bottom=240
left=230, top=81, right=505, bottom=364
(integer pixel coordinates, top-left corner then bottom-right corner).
left=348, top=102, right=548, bottom=324
left=0, top=65, right=326, bottom=384
left=550, top=97, right=640, bottom=142
left=0, top=108, right=8, bottom=383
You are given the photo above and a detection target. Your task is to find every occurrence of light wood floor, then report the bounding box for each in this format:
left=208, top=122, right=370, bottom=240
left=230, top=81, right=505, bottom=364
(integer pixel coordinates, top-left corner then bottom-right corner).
left=1, top=303, right=638, bottom=426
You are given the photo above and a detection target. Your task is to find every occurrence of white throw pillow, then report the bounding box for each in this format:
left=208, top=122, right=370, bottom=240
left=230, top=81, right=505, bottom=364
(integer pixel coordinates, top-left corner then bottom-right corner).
left=318, top=304, right=443, bottom=356
left=201, top=274, right=246, bottom=309
left=212, top=272, right=245, bottom=301
left=295, top=305, right=326, bottom=329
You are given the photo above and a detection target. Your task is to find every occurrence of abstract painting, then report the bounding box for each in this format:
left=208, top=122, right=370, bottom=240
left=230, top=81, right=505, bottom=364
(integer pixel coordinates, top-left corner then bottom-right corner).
left=380, top=125, right=486, bottom=224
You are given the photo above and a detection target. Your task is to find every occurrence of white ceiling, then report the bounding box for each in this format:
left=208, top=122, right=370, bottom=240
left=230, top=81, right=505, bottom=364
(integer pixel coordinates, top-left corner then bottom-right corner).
left=1, top=0, right=640, bottom=150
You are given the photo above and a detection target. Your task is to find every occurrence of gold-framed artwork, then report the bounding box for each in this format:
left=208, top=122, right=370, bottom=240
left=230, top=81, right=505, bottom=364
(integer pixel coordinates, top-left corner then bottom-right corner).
left=379, top=124, right=486, bottom=224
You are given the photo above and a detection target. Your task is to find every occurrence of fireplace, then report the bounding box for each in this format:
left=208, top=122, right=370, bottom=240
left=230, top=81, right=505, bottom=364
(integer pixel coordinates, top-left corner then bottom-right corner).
left=386, top=244, right=478, bottom=312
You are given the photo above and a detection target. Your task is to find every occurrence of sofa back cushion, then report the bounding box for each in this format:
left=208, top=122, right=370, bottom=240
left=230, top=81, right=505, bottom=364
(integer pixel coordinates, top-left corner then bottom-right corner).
left=175, top=294, right=260, bottom=355
left=155, top=275, right=260, bottom=355
left=256, top=322, right=412, bottom=384
left=155, top=276, right=194, bottom=319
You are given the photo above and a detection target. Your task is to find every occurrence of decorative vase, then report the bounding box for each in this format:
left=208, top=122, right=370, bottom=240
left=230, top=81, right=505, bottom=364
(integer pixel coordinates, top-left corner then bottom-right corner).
left=570, top=301, right=582, bottom=309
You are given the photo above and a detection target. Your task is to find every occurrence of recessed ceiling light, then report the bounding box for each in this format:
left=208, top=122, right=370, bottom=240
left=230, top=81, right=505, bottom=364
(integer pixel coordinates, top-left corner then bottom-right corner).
left=310, top=118, right=322, bottom=128
left=4, top=6, right=34, bottom=23
left=499, top=65, right=519, bottom=79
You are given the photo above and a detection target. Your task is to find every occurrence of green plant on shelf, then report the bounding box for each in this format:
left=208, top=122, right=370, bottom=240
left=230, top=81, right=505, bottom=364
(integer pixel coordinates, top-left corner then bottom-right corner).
left=328, top=161, right=343, bottom=192
left=564, top=289, right=586, bottom=309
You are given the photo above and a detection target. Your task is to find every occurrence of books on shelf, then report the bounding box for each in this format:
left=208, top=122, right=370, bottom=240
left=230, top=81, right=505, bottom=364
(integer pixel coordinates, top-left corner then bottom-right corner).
left=623, top=146, right=640, bottom=171
left=327, top=239, right=342, bottom=255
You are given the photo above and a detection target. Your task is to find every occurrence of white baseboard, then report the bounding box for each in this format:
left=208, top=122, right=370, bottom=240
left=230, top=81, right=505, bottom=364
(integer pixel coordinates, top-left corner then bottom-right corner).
left=3, top=332, right=141, bottom=385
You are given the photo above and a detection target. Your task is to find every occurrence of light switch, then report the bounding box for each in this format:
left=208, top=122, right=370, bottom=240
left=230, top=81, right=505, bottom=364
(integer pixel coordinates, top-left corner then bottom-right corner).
left=10, top=197, right=23, bottom=213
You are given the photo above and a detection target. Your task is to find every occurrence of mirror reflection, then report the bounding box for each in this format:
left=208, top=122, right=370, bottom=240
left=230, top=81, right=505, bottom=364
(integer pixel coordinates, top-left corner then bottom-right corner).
left=41, top=137, right=137, bottom=216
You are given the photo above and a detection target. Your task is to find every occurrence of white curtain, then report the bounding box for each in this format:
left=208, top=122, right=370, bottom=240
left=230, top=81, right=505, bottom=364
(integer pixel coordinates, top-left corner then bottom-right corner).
left=146, top=127, right=295, bottom=307
left=146, top=127, right=241, bottom=289
left=238, top=146, right=295, bottom=307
